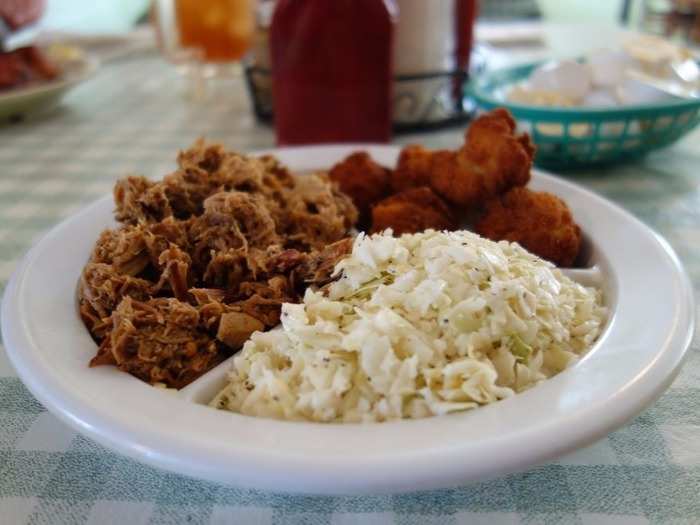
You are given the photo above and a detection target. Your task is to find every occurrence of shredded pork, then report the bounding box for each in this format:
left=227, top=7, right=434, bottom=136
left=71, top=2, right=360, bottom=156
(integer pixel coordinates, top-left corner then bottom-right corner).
left=79, top=141, right=357, bottom=388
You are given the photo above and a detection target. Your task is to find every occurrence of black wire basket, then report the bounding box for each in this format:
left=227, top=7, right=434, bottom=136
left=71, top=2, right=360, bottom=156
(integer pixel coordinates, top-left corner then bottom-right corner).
left=243, top=48, right=486, bottom=133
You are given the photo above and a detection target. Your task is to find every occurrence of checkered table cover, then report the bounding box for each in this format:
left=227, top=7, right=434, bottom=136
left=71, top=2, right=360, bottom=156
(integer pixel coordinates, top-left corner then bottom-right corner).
left=0, top=53, right=699, bottom=525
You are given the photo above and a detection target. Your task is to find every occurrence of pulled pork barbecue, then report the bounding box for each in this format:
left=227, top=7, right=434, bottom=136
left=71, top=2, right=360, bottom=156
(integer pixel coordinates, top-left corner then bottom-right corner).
left=79, top=141, right=357, bottom=388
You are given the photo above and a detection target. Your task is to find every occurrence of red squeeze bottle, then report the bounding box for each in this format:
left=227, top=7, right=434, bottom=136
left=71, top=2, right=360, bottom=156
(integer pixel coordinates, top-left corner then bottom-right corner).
left=270, top=0, right=396, bottom=145
left=456, top=0, right=478, bottom=73
left=453, top=0, right=478, bottom=103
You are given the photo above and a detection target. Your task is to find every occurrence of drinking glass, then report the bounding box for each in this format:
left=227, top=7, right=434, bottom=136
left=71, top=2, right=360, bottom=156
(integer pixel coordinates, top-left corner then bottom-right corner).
left=152, top=0, right=256, bottom=99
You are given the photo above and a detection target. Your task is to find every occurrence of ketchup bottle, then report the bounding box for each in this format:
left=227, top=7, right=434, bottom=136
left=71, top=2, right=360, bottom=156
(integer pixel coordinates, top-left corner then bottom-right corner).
left=270, top=0, right=396, bottom=145
left=454, top=0, right=479, bottom=104
left=455, top=0, right=478, bottom=74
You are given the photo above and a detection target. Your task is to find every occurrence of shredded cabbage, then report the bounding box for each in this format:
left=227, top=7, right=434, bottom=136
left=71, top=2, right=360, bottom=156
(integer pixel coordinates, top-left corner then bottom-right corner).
left=211, top=230, right=607, bottom=422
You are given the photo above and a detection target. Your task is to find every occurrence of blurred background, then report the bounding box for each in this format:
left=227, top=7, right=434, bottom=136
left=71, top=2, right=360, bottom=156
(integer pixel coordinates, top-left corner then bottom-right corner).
left=4, top=0, right=700, bottom=164
left=38, top=1, right=700, bottom=38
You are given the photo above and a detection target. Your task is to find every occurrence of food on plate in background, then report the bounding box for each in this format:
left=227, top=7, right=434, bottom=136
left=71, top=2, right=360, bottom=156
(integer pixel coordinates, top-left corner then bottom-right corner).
left=0, top=0, right=59, bottom=91
left=475, top=187, right=582, bottom=267
left=79, top=141, right=358, bottom=388
left=622, top=34, right=693, bottom=77
left=327, top=108, right=581, bottom=266
left=0, top=46, right=58, bottom=90
left=211, top=230, right=606, bottom=422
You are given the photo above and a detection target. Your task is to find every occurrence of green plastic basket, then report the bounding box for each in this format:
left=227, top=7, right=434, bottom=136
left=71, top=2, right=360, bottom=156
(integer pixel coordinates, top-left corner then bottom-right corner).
left=467, top=62, right=700, bottom=169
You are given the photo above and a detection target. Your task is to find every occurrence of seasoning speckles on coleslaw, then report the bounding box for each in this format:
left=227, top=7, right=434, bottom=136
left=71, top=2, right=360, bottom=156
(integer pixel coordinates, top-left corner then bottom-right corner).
left=211, top=230, right=607, bottom=422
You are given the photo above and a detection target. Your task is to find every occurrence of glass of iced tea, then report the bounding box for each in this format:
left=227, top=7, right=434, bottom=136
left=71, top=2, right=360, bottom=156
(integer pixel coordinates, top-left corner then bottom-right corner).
left=174, top=0, right=255, bottom=63
left=152, top=0, right=256, bottom=97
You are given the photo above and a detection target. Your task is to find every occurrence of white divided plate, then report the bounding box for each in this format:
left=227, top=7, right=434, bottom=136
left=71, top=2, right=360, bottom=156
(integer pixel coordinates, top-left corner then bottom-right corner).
left=1, top=145, right=694, bottom=495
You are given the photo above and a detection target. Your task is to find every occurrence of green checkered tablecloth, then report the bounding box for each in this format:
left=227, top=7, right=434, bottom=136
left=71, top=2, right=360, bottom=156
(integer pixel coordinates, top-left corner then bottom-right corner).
left=1, top=44, right=700, bottom=524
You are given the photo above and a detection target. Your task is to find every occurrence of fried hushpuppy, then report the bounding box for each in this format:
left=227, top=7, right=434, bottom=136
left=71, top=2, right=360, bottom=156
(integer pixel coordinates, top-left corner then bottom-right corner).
left=475, top=187, right=582, bottom=267
left=430, top=109, right=534, bottom=207
left=370, top=186, right=457, bottom=236
left=391, top=144, right=440, bottom=192
left=329, top=151, right=391, bottom=227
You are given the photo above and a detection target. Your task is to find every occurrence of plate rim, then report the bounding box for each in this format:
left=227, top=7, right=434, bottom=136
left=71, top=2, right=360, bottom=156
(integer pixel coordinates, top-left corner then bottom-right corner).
left=1, top=144, right=694, bottom=494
